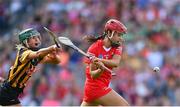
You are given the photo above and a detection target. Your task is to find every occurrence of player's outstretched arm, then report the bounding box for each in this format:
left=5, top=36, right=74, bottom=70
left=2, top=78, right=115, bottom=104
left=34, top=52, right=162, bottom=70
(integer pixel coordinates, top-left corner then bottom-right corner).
left=26, top=45, right=57, bottom=60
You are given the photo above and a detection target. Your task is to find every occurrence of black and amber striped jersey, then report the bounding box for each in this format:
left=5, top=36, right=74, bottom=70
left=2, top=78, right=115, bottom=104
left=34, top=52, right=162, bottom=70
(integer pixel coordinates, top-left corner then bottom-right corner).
left=7, top=46, right=42, bottom=89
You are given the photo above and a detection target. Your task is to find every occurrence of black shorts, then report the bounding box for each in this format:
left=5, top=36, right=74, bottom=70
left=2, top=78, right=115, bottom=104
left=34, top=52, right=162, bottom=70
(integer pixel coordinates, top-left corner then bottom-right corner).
left=0, top=81, right=23, bottom=106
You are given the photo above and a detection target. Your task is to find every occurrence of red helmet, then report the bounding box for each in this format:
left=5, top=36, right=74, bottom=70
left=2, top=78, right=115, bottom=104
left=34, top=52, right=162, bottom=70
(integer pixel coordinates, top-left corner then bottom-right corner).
left=104, top=19, right=127, bottom=34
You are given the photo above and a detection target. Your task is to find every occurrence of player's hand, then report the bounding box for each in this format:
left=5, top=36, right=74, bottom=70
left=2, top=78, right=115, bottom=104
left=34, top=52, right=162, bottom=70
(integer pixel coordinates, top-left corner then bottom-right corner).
left=48, top=48, right=61, bottom=59
left=94, top=61, right=106, bottom=71
left=46, top=50, right=61, bottom=64
left=88, top=55, right=96, bottom=62
left=89, top=56, right=101, bottom=63
left=49, top=45, right=62, bottom=52
left=88, top=55, right=104, bottom=70
left=0, top=77, right=5, bottom=83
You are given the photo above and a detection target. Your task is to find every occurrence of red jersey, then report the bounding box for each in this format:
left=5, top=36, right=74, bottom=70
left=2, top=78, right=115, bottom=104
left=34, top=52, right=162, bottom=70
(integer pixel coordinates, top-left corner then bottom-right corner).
left=83, top=39, right=122, bottom=102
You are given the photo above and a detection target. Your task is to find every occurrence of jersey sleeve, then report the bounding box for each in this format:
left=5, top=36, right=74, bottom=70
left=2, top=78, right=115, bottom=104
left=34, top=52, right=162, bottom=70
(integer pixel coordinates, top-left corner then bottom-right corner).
left=87, top=43, right=98, bottom=57
left=84, top=43, right=98, bottom=64
left=19, top=49, right=34, bottom=63
left=114, top=46, right=123, bottom=55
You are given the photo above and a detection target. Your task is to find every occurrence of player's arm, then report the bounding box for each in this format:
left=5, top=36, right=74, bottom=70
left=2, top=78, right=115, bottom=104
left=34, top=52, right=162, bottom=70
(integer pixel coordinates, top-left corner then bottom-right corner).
left=89, top=61, right=105, bottom=79
left=40, top=51, right=61, bottom=64
left=26, top=45, right=57, bottom=60
left=101, top=54, right=121, bottom=67
left=99, top=46, right=122, bottom=68
left=20, top=45, right=60, bottom=63
left=95, top=54, right=121, bottom=68
left=87, top=43, right=106, bottom=79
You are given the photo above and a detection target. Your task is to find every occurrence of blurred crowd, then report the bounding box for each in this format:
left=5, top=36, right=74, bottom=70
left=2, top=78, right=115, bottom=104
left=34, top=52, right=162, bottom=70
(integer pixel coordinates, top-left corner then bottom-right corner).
left=0, top=0, right=180, bottom=106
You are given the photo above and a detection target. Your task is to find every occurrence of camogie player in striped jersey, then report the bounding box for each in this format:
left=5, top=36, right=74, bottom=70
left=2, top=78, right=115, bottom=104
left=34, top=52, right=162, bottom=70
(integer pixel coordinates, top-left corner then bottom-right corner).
left=0, top=28, right=61, bottom=106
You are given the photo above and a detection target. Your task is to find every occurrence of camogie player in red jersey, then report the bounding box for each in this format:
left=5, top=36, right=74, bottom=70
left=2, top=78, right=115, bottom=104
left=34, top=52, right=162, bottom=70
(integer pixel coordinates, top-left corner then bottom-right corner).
left=81, top=19, right=129, bottom=106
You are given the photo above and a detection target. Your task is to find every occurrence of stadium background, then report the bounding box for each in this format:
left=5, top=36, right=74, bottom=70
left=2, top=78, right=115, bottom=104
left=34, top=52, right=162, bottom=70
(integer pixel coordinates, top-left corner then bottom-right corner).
left=0, top=0, right=180, bottom=106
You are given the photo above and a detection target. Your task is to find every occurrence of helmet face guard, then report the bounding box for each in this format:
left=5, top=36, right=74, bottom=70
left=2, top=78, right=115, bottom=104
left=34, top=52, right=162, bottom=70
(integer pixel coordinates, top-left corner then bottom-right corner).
left=104, top=19, right=127, bottom=47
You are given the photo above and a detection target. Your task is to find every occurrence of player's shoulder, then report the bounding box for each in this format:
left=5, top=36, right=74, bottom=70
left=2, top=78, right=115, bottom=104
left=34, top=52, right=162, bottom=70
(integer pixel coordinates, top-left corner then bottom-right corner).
left=90, top=39, right=102, bottom=48
left=16, top=45, right=30, bottom=56
left=112, top=46, right=123, bottom=55
left=16, top=44, right=28, bottom=51
left=116, top=46, right=123, bottom=51
left=20, top=47, right=29, bottom=53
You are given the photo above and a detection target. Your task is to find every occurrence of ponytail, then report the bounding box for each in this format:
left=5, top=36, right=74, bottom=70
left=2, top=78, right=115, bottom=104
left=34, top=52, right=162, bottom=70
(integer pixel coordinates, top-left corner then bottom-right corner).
left=83, top=32, right=107, bottom=44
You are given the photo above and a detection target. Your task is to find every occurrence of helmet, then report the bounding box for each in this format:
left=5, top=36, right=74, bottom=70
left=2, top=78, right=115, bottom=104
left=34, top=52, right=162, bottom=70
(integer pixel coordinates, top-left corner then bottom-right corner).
left=18, top=28, right=40, bottom=43
left=104, top=19, right=127, bottom=34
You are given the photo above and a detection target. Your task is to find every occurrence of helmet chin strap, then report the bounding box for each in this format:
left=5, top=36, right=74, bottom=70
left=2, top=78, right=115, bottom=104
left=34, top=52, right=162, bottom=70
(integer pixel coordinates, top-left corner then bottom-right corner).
left=24, top=40, right=29, bottom=48
left=107, top=31, right=120, bottom=47
left=108, top=31, right=114, bottom=39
